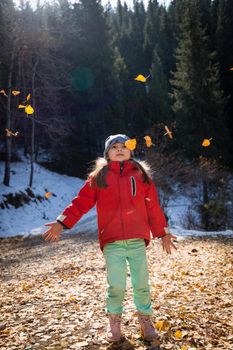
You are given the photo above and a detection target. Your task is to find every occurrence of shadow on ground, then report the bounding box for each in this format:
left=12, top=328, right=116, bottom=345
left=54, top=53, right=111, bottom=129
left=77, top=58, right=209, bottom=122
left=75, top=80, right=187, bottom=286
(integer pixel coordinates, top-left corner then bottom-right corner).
left=0, top=231, right=98, bottom=269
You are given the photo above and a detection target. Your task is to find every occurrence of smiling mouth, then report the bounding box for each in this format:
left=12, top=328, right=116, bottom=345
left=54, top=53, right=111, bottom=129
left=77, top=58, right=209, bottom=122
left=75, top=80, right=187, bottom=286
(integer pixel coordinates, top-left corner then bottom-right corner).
left=117, top=154, right=124, bottom=156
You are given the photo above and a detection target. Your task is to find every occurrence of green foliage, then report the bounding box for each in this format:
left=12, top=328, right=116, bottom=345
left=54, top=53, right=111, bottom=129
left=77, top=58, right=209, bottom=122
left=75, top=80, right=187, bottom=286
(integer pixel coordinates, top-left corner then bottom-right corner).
left=1, top=0, right=233, bottom=176
left=148, top=50, right=172, bottom=123
left=170, top=0, right=230, bottom=162
left=196, top=157, right=231, bottom=230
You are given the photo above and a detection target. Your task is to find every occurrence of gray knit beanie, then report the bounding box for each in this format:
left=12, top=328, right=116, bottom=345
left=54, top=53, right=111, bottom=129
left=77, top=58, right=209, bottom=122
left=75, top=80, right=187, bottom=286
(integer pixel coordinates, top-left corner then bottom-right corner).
left=104, top=134, right=133, bottom=159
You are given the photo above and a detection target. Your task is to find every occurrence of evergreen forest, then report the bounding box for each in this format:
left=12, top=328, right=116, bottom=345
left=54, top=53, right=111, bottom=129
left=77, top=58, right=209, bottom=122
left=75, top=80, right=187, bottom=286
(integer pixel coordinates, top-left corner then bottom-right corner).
left=1, top=0, right=233, bottom=179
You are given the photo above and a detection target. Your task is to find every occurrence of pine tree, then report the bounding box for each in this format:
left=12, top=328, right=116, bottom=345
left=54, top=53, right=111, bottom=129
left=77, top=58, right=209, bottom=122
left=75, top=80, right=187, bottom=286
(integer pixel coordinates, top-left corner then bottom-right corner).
left=171, top=0, right=229, bottom=162
left=118, top=0, right=146, bottom=73
left=143, top=0, right=160, bottom=69
left=0, top=0, right=18, bottom=185
left=148, top=50, right=172, bottom=123
left=211, top=0, right=233, bottom=163
left=157, top=5, right=174, bottom=78
left=60, top=0, right=119, bottom=164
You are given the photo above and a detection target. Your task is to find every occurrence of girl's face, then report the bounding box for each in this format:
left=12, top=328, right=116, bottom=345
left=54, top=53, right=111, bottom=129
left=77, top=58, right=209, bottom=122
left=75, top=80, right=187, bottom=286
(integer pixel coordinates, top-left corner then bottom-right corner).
left=108, top=142, right=131, bottom=162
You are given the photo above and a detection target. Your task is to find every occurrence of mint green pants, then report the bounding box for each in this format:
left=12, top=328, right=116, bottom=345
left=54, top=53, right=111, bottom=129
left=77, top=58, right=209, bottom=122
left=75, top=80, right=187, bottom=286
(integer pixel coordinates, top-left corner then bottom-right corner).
left=103, top=239, right=152, bottom=315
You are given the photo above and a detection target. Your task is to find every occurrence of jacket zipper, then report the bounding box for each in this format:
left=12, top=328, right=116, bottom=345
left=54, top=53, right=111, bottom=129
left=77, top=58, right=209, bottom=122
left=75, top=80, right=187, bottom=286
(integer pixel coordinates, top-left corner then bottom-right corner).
left=118, top=162, right=125, bottom=238
left=120, top=161, right=123, bottom=175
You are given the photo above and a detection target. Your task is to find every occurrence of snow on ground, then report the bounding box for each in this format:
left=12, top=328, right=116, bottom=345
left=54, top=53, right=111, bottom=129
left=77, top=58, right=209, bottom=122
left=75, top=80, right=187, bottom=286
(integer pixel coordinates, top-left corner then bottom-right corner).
left=0, top=159, right=233, bottom=238
left=0, top=159, right=97, bottom=238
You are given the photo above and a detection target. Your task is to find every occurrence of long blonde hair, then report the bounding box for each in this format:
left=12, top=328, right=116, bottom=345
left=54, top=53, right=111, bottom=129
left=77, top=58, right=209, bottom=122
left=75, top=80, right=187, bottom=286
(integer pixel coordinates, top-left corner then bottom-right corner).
left=88, top=158, right=151, bottom=189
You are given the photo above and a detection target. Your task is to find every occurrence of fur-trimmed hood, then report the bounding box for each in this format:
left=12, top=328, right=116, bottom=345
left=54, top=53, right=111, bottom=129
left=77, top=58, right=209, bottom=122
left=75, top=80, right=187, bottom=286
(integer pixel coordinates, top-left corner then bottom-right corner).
left=88, top=157, right=152, bottom=179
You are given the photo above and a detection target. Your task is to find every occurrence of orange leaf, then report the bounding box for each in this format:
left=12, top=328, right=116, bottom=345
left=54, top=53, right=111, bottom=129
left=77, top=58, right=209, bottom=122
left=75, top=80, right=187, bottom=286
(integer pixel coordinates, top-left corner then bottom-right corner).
left=175, top=330, right=183, bottom=339
left=155, top=320, right=170, bottom=332
left=22, top=283, right=31, bottom=291
left=144, top=135, right=153, bottom=147
left=125, top=139, right=137, bottom=151
left=202, top=138, right=212, bottom=147
left=0, top=329, right=11, bottom=336
left=45, top=191, right=52, bottom=199
left=26, top=93, right=31, bottom=101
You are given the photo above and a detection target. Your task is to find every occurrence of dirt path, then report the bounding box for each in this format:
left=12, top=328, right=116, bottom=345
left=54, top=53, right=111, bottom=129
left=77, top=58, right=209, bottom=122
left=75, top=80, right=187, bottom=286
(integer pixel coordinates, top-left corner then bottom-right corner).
left=0, top=233, right=232, bottom=350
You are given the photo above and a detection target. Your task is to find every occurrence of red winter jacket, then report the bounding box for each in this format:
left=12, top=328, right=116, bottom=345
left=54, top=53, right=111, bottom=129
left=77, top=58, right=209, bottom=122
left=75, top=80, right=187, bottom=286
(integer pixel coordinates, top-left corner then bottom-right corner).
left=56, top=160, right=168, bottom=250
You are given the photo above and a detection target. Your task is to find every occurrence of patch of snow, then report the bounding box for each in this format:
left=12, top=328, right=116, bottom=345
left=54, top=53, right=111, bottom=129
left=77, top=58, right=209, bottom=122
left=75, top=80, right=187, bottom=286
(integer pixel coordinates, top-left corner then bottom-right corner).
left=0, top=160, right=97, bottom=238
left=0, top=160, right=232, bottom=239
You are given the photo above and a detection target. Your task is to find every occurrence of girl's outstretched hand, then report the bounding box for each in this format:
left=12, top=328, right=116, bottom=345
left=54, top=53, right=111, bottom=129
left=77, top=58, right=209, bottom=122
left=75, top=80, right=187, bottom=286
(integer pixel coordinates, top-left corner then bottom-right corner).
left=42, top=221, right=63, bottom=242
left=161, top=234, right=177, bottom=254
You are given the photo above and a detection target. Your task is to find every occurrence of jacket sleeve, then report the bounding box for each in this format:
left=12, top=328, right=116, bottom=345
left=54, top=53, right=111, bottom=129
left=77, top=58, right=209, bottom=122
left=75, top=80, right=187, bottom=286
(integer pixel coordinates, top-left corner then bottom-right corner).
left=144, top=180, right=168, bottom=238
left=56, top=180, right=97, bottom=229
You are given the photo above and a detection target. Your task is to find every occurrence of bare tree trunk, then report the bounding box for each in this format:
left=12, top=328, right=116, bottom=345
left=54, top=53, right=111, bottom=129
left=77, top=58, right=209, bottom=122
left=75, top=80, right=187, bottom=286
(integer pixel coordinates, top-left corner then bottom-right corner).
left=3, top=49, right=15, bottom=186
left=29, top=111, right=35, bottom=187
left=29, top=58, right=39, bottom=187
left=202, top=178, right=209, bottom=230
left=20, top=58, right=28, bottom=157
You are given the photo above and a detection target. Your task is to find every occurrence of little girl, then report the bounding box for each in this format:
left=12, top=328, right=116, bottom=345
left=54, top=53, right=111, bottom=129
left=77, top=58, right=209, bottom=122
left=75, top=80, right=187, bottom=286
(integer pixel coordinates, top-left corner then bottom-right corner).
left=42, top=134, right=177, bottom=342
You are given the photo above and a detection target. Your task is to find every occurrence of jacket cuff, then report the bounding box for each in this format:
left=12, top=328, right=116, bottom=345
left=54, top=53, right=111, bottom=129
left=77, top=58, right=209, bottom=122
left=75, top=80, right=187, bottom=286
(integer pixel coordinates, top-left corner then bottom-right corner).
left=155, top=227, right=170, bottom=239
left=57, top=220, right=69, bottom=229
left=56, top=215, right=70, bottom=229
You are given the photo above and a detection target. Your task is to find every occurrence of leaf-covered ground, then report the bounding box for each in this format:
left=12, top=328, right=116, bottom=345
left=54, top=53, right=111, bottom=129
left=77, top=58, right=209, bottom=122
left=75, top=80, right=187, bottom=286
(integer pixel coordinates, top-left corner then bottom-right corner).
left=0, top=233, right=232, bottom=350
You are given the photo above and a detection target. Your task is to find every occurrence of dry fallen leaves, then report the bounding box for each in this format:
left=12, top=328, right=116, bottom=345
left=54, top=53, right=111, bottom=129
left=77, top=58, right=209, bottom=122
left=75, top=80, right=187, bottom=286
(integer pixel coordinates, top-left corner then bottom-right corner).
left=0, top=234, right=232, bottom=350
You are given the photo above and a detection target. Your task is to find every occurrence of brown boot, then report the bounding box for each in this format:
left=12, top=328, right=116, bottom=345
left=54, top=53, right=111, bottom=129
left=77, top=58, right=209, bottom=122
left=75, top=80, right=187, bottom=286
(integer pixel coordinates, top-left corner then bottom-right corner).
left=106, top=314, right=122, bottom=342
left=137, top=313, right=159, bottom=341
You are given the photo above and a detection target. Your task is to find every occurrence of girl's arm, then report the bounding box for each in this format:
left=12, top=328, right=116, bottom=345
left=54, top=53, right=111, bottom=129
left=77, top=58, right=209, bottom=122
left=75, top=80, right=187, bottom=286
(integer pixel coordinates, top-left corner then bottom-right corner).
left=56, top=179, right=97, bottom=229
left=42, top=180, right=96, bottom=242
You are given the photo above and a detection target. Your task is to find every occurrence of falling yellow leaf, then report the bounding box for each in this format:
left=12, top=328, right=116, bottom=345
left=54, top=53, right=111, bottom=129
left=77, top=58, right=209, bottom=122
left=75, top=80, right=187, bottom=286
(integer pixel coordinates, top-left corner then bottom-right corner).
left=125, top=138, right=137, bottom=151
left=18, top=104, right=26, bottom=109
left=164, top=125, right=173, bottom=139
left=45, top=191, right=52, bottom=199
left=175, top=330, right=183, bottom=339
left=202, top=138, right=212, bottom=147
left=25, top=105, right=34, bottom=115
left=134, top=74, right=146, bottom=82
left=155, top=320, right=170, bottom=332
left=12, top=90, right=20, bottom=96
left=26, top=93, right=31, bottom=101
left=5, top=129, right=19, bottom=137
left=134, top=74, right=150, bottom=83
left=144, top=135, right=153, bottom=147
left=0, top=89, right=8, bottom=97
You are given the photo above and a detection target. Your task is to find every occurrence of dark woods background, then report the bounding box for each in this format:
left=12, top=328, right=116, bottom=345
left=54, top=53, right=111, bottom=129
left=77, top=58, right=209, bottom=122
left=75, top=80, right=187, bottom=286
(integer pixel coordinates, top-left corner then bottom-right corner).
left=0, top=0, right=233, bottom=230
